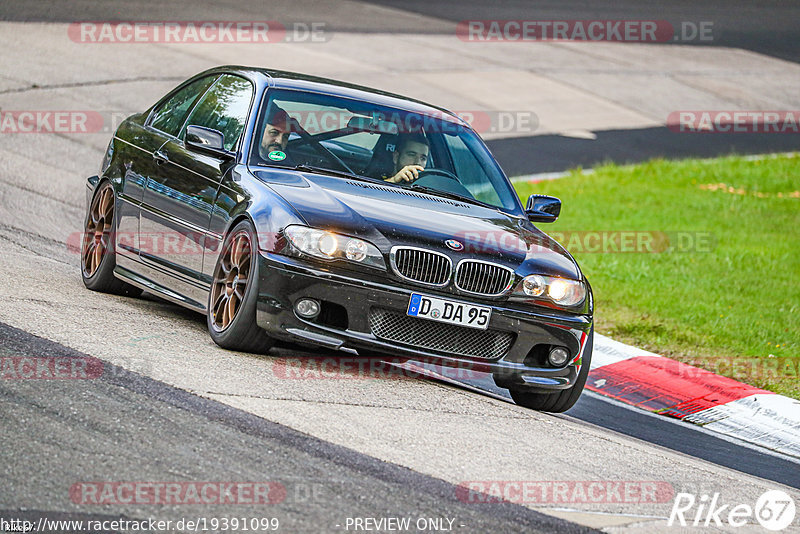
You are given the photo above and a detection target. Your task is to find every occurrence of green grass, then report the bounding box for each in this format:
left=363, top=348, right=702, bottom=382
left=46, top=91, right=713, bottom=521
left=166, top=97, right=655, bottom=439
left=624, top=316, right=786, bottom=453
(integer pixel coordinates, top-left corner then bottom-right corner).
left=514, top=154, right=800, bottom=399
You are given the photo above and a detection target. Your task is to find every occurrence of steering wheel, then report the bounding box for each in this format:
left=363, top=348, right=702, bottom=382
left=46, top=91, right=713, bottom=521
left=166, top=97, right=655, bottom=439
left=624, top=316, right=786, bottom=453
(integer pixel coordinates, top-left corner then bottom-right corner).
left=408, top=168, right=476, bottom=200
left=413, top=168, right=461, bottom=183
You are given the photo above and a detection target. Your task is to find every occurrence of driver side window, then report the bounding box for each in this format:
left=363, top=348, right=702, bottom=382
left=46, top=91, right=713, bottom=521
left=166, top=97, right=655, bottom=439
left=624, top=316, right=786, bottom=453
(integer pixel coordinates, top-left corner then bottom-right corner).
left=180, top=75, right=254, bottom=151
left=150, top=76, right=217, bottom=137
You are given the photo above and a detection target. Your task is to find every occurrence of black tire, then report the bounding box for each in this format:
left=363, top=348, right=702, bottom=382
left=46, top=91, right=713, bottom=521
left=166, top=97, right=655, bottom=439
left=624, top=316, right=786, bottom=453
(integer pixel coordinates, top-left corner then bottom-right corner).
left=509, top=326, right=594, bottom=413
left=81, top=181, right=143, bottom=297
left=207, top=219, right=274, bottom=353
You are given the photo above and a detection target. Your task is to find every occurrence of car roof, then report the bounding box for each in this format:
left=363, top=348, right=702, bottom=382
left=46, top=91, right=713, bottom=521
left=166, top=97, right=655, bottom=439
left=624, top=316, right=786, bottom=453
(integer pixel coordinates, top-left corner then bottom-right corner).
left=196, top=65, right=469, bottom=127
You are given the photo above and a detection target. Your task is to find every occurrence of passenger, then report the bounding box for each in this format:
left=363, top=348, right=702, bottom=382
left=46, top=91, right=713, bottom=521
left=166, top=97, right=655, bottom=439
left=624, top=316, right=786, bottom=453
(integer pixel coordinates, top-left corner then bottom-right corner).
left=382, top=133, right=429, bottom=183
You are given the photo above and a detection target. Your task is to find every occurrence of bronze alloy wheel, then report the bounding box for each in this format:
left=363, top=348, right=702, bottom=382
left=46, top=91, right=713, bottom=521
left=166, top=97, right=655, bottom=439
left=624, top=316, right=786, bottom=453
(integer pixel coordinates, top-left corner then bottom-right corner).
left=82, top=183, right=114, bottom=278
left=210, top=230, right=253, bottom=331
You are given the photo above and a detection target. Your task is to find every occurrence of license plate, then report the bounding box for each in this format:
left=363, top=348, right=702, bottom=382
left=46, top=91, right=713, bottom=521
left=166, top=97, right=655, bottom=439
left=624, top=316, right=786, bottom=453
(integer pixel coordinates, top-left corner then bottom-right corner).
left=407, top=293, right=491, bottom=330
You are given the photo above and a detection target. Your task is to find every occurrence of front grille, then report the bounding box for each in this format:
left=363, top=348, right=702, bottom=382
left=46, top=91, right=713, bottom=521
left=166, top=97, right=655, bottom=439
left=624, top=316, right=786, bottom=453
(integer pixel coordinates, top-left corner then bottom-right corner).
left=391, top=247, right=451, bottom=286
left=369, top=308, right=514, bottom=360
left=455, top=260, right=515, bottom=296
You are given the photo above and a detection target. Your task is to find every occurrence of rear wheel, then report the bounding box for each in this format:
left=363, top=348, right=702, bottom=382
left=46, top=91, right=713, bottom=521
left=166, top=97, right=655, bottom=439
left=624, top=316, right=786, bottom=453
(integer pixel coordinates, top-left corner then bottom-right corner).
left=207, top=219, right=274, bottom=353
left=81, top=181, right=142, bottom=297
left=509, top=326, right=593, bottom=413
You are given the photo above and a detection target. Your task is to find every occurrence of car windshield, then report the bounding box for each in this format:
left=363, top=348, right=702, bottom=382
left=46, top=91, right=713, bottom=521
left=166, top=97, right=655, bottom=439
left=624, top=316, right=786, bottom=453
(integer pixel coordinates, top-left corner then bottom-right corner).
left=249, top=88, right=520, bottom=212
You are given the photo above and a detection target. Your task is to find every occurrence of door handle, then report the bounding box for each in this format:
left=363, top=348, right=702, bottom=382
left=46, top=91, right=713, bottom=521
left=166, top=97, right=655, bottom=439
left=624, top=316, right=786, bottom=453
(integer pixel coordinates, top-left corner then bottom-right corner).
left=153, top=149, right=168, bottom=165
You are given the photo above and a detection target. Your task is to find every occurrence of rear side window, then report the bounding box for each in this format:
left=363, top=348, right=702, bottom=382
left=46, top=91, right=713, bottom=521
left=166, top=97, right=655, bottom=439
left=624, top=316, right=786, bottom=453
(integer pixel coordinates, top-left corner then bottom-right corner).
left=149, top=76, right=217, bottom=137
left=181, top=75, right=254, bottom=151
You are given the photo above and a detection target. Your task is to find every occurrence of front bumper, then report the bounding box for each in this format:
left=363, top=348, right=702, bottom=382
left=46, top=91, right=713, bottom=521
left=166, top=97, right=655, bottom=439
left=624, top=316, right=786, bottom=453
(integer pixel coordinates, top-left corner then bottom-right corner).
left=255, top=252, right=592, bottom=391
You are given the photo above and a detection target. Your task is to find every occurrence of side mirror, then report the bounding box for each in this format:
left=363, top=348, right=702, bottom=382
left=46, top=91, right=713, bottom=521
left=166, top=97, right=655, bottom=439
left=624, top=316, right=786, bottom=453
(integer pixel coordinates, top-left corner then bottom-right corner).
left=185, top=125, right=233, bottom=159
left=525, top=194, right=561, bottom=223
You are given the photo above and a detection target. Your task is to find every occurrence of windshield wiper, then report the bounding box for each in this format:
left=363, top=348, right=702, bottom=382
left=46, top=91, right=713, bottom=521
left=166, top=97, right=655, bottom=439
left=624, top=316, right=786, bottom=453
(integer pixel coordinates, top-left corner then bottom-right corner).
left=291, top=164, right=386, bottom=184
left=256, top=161, right=385, bottom=184
left=407, top=184, right=494, bottom=209
left=292, top=164, right=360, bottom=180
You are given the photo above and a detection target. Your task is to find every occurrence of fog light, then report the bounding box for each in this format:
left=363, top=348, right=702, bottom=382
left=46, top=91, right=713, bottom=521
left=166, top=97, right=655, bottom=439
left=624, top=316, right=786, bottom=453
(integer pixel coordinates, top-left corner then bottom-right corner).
left=548, top=347, right=569, bottom=367
left=295, top=298, right=320, bottom=319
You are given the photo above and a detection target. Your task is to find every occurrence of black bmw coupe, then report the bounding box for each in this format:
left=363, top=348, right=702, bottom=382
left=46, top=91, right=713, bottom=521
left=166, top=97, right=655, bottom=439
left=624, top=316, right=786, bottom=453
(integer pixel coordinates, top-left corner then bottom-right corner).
left=82, top=66, right=594, bottom=412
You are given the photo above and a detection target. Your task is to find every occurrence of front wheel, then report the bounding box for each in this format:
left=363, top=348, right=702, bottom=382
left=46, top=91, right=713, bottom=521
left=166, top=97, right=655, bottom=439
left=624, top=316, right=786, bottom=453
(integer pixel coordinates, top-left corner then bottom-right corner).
left=509, top=327, right=593, bottom=413
left=207, top=219, right=274, bottom=353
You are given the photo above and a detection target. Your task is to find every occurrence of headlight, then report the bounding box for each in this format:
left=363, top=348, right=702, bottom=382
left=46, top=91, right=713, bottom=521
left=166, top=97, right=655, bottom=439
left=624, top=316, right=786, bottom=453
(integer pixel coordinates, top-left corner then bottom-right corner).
left=283, top=225, right=385, bottom=270
left=518, top=274, right=586, bottom=307
left=345, top=239, right=367, bottom=261
left=522, top=274, right=546, bottom=297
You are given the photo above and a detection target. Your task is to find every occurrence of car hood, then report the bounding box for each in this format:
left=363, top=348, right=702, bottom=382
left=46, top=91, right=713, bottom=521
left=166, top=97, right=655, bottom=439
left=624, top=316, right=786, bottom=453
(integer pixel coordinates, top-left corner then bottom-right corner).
left=254, top=170, right=580, bottom=279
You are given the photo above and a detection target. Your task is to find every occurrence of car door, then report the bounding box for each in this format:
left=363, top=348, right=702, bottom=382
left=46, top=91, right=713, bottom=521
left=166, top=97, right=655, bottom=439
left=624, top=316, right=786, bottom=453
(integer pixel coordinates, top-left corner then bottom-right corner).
left=139, top=74, right=254, bottom=299
left=115, top=75, right=217, bottom=262
left=113, top=122, right=168, bottom=262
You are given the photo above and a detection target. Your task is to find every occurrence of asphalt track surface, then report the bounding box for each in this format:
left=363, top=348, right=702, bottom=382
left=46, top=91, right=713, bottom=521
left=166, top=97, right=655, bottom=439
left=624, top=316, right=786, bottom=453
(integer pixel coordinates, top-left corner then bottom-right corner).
left=409, top=361, right=800, bottom=490
left=569, top=394, right=800, bottom=490
left=1, top=2, right=799, bottom=532
left=367, top=0, right=800, bottom=64
left=5, top=0, right=800, bottom=63
left=487, top=128, right=800, bottom=177
left=0, top=322, right=588, bottom=534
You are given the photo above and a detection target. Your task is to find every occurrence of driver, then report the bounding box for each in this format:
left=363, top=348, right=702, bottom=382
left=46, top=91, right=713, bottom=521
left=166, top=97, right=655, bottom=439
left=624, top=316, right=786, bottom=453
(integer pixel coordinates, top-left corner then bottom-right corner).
left=382, top=133, right=429, bottom=183
left=258, top=107, right=292, bottom=160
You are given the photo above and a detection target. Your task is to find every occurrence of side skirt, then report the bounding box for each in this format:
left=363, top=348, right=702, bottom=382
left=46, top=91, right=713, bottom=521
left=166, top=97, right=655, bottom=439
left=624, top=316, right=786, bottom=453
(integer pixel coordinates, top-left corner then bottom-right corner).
left=113, top=262, right=208, bottom=313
